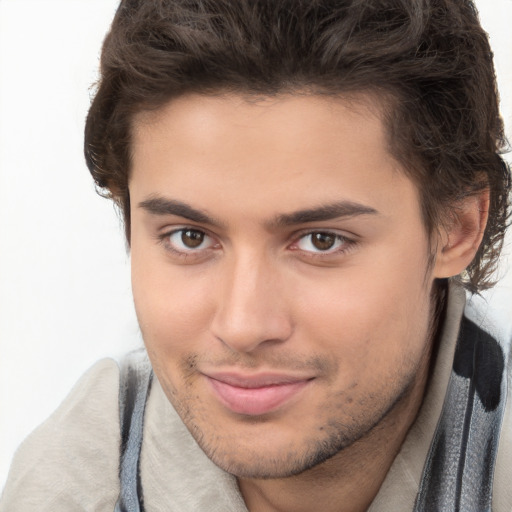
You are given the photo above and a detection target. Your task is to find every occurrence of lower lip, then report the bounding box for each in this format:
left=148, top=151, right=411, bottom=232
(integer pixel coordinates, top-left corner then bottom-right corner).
left=206, top=377, right=310, bottom=416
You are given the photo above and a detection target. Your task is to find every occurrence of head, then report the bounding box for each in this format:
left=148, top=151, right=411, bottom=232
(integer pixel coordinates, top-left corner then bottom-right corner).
left=85, top=0, right=510, bottom=293
left=84, top=0, right=510, bottom=479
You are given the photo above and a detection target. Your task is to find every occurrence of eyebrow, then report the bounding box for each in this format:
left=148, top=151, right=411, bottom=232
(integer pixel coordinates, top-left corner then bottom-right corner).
left=138, top=196, right=224, bottom=227
left=269, top=201, right=379, bottom=227
left=138, top=195, right=379, bottom=228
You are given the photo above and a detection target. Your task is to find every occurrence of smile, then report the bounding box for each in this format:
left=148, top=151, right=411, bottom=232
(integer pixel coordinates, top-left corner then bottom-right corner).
left=203, top=372, right=313, bottom=416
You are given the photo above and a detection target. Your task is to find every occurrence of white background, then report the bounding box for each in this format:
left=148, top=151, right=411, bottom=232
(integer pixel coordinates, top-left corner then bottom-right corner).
left=0, top=0, right=511, bottom=490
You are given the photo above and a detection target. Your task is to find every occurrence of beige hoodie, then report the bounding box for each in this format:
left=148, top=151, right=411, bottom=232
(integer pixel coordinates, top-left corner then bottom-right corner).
left=1, top=285, right=510, bottom=511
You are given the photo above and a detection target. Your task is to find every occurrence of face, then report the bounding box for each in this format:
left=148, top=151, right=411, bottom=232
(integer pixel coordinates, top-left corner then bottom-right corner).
left=129, top=93, right=437, bottom=479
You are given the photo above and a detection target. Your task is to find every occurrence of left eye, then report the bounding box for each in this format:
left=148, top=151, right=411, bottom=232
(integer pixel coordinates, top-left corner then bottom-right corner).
left=167, top=229, right=214, bottom=251
left=295, top=232, right=346, bottom=253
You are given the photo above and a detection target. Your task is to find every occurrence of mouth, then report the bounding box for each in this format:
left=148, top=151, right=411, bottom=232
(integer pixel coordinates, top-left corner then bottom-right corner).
left=202, top=371, right=313, bottom=416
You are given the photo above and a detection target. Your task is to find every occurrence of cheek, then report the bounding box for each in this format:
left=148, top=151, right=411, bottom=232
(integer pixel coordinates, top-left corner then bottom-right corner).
left=131, top=247, right=215, bottom=355
left=295, top=248, right=432, bottom=370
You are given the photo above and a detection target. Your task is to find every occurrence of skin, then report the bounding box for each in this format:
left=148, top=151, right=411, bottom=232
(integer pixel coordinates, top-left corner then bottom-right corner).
left=128, top=93, right=487, bottom=512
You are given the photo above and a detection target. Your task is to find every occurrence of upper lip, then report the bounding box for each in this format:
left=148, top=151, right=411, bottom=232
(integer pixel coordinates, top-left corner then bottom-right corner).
left=201, top=371, right=314, bottom=388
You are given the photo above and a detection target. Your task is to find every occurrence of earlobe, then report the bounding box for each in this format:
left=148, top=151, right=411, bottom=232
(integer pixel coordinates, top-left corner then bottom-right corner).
left=433, top=189, right=490, bottom=279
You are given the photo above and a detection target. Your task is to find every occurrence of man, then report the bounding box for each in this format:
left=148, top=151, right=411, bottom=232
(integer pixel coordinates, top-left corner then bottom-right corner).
left=1, top=0, right=510, bottom=511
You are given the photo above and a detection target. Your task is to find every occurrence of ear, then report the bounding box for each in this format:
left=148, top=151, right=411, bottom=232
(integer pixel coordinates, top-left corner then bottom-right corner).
left=433, top=189, right=490, bottom=279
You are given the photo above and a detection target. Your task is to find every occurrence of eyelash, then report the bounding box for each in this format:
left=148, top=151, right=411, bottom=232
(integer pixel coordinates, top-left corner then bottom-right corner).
left=157, top=227, right=218, bottom=260
left=157, top=227, right=357, bottom=260
left=289, top=230, right=356, bottom=258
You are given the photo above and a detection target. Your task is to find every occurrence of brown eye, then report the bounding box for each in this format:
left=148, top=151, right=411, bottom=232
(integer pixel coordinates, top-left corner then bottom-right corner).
left=311, top=232, right=336, bottom=251
left=181, top=229, right=205, bottom=248
left=165, top=228, right=213, bottom=252
left=295, top=231, right=346, bottom=254
left=163, top=228, right=218, bottom=258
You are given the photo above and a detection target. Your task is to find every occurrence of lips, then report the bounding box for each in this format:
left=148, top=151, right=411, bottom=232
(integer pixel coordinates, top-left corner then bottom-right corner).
left=203, top=372, right=312, bottom=416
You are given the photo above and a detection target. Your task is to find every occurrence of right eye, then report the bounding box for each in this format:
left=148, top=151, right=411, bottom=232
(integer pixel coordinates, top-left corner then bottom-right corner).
left=163, top=228, right=216, bottom=253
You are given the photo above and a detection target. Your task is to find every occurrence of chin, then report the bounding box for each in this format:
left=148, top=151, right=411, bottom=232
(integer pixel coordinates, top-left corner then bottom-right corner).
left=183, top=410, right=386, bottom=480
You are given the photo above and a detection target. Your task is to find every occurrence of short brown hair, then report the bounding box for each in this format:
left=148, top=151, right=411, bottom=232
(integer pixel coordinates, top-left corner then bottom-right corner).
left=84, top=0, right=510, bottom=292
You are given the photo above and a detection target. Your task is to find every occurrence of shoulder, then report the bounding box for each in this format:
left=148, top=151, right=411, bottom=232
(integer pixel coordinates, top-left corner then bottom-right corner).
left=0, top=359, right=121, bottom=512
left=464, top=293, right=512, bottom=510
left=493, top=351, right=512, bottom=510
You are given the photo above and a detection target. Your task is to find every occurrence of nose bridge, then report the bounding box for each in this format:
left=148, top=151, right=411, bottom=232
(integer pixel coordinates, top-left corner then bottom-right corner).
left=211, top=248, right=291, bottom=353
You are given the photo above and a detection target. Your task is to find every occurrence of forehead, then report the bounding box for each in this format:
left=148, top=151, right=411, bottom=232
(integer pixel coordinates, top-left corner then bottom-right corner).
left=132, top=92, right=389, bottom=159
left=129, top=92, right=420, bottom=225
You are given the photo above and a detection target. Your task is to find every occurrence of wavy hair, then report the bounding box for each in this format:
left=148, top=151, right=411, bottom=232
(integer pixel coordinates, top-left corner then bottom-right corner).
left=84, top=0, right=510, bottom=292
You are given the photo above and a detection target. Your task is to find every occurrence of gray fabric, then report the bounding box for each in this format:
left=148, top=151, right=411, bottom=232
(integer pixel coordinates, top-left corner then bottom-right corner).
left=115, top=350, right=153, bottom=512
left=413, top=317, right=507, bottom=512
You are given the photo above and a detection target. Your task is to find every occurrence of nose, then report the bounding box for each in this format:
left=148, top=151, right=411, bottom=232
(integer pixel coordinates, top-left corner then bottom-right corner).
left=210, top=252, right=293, bottom=353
